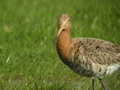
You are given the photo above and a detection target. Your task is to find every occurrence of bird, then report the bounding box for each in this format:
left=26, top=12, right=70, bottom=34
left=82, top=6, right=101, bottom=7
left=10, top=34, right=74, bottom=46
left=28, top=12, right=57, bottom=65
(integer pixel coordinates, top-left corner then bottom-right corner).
left=56, top=14, right=120, bottom=90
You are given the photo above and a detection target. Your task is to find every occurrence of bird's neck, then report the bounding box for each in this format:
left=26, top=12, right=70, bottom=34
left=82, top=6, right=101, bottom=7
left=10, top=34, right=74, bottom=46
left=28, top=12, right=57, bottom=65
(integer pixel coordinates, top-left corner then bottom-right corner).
left=56, top=29, right=72, bottom=60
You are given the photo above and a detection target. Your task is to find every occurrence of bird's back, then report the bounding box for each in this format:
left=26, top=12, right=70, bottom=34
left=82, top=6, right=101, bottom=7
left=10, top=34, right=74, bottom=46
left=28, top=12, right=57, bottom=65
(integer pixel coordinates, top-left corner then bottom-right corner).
left=69, top=38, right=120, bottom=78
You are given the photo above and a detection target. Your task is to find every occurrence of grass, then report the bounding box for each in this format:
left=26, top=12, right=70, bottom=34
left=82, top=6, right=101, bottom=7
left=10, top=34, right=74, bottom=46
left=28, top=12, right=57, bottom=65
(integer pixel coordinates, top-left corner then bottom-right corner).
left=0, top=0, right=120, bottom=89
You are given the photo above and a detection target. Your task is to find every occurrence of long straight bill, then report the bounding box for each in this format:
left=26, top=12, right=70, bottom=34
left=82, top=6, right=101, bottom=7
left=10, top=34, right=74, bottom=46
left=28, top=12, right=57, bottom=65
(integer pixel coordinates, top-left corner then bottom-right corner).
left=57, top=27, right=64, bottom=37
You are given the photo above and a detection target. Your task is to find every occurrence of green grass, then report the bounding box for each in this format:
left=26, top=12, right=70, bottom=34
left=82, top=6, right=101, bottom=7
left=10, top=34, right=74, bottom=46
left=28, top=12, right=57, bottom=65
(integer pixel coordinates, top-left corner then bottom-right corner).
left=0, top=0, right=120, bottom=89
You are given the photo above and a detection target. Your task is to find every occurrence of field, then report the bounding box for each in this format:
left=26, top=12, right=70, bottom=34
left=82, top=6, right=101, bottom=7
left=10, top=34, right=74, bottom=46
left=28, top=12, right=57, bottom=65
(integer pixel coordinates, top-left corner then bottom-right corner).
left=0, top=0, right=120, bottom=90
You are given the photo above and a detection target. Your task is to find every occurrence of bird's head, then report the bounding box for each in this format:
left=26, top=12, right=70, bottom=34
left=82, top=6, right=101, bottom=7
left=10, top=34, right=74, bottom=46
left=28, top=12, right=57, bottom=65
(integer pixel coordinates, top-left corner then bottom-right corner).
left=57, top=14, right=71, bottom=37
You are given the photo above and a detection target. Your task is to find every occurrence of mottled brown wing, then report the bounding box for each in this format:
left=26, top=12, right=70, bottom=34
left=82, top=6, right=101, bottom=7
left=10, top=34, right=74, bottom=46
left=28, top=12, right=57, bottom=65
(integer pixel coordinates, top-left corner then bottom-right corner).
left=72, top=38, right=120, bottom=65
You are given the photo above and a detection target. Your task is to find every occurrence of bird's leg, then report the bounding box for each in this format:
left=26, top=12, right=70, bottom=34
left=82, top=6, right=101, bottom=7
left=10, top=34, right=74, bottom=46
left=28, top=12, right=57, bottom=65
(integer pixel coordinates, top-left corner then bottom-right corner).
left=98, top=78, right=107, bottom=90
left=92, top=77, right=95, bottom=90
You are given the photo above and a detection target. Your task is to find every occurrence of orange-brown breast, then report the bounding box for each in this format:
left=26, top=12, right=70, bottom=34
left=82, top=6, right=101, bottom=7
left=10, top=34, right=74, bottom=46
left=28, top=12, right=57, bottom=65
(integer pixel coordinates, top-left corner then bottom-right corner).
left=56, top=31, right=73, bottom=65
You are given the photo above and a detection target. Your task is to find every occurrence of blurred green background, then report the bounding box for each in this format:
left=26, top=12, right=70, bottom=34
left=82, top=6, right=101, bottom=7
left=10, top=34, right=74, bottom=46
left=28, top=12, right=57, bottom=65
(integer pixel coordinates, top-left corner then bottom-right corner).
left=0, top=0, right=120, bottom=90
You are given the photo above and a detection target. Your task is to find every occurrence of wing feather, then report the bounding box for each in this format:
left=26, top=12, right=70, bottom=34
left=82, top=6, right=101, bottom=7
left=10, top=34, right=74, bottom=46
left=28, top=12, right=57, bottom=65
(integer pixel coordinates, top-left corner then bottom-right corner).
left=72, top=38, right=120, bottom=65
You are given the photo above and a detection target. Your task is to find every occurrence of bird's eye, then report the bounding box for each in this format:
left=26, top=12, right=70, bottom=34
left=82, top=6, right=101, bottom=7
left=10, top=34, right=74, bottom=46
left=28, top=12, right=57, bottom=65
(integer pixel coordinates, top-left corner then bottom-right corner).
left=63, top=29, right=65, bottom=31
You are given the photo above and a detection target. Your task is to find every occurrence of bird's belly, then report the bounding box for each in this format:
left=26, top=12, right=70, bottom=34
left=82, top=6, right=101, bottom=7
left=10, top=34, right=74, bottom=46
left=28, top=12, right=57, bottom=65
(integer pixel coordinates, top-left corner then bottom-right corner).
left=59, top=56, right=95, bottom=77
left=65, top=60, right=111, bottom=78
left=58, top=56, right=92, bottom=77
left=58, top=52, right=106, bottom=77
left=68, top=64, right=95, bottom=77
